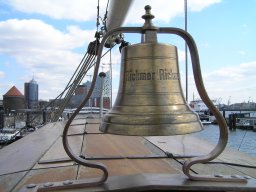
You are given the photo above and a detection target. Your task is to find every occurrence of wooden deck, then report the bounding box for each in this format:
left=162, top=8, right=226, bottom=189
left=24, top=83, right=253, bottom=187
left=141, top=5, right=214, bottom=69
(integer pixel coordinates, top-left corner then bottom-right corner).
left=0, top=117, right=256, bottom=191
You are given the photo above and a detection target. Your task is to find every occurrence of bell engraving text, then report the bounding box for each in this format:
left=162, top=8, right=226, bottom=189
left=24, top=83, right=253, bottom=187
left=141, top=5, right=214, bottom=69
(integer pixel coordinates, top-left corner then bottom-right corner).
left=125, top=69, right=179, bottom=81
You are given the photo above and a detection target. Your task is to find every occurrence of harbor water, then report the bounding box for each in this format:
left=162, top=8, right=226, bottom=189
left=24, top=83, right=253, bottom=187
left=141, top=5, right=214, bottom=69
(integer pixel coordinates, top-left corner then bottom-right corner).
left=192, top=124, right=256, bottom=157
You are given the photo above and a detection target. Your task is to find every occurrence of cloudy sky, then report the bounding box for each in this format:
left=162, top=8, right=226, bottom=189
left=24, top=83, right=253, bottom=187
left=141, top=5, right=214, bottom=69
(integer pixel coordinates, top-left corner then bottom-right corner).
left=0, top=0, right=256, bottom=105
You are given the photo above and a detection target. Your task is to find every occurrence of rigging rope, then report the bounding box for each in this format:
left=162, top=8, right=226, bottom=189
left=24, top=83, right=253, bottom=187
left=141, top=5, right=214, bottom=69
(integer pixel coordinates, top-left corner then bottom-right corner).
left=238, top=129, right=248, bottom=152
left=96, top=0, right=100, bottom=31
left=103, top=0, right=110, bottom=31
left=28, top=0, right=115, bottom=122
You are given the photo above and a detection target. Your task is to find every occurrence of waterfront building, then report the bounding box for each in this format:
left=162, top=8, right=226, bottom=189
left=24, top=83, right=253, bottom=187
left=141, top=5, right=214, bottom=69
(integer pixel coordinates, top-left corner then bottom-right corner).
left=69, top=84, right=88, bottom=108
left=3, top=86, right=25, bottom=114
left=68, top=71, right=111, bottom=109
left=24, top=77, right=39, bottom=109
left=84, top=71, right=111, bottom=109
left=0, top=100, right=4, bottom=128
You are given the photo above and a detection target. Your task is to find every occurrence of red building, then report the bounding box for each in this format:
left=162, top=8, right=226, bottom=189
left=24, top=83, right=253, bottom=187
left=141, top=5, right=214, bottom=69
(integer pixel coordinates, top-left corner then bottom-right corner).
left=3, top=86, right=25, bottom=114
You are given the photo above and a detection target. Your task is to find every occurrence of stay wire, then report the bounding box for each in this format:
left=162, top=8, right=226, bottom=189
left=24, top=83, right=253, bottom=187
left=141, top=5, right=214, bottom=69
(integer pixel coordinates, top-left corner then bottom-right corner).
left=104, top=0, right=110, bottom=21
left=59, top=51, right=90, bottom=99
left=19, top=42, right=114, bottom=125
left=238, top=129, right=248, bottom=152
left=96, top=0, right=100, bottom=31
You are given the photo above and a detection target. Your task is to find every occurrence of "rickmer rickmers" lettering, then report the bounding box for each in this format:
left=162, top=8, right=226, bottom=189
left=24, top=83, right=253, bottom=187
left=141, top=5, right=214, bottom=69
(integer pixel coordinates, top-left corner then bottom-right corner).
left=125, top=69, right=179, bottom=81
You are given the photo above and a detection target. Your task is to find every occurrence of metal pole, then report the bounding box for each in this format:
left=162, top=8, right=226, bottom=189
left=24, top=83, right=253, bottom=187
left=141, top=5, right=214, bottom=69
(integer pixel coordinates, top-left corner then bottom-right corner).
left=100, top=78, right=104, bottom=118
left=99, top=72, right=106, bottom=118
left=87, top=75, right=93, bottom=114
left=184, top=0, right=188, bottom=101
left=110, top=49, right=113, bottom=108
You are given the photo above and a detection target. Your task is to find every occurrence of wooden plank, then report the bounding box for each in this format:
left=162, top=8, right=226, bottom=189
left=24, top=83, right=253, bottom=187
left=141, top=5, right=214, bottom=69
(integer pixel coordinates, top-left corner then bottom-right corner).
left=145, top=135, right=210, bottom=156
left=77, top=159, right=182, bottom=179
left=68, top=124, right=86, bottom=135
left=83, top=134, right=164, bottom=157
left=0, top=171, right=27, bottom=192
left=34, top=135, right=83, bottom=169
left=86, top=118, right=101, bottom=124
left=0, top=122, right=64, bottom=175
left=76, top=120, right=183, bottom=179
left=146, top=135, right=256, bottom=179
left=85, top=123, right=102, bottom=134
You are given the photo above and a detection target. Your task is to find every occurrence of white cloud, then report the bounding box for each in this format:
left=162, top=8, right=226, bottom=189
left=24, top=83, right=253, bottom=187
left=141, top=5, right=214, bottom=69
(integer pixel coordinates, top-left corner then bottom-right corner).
left=187, top=61, right=256, bottom=103
left=124, top=0, right=221, bottom=24
left=0, top=18, right=97, bottom=99
left=5, top=0, right=221, bottom=24
left=188, top=0, right=221, bottom=11
left=0, top=19, right=93, bottom=52
left=5, top=0, right=108, bottom=21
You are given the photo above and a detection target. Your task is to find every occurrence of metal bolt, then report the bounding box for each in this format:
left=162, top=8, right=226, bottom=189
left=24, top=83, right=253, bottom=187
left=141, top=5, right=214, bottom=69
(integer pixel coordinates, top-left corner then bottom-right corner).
left=214, top=174, right=223, bottom=178
left=43, top=182, right=54, bottom=187
left=63, top=180, right=73, bottom=185
left=26, top=184, right=36, bottom=188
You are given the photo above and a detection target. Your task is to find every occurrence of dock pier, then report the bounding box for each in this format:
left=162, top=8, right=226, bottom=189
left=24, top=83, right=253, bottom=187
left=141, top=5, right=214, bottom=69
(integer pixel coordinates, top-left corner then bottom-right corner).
left=227, top=113, right=256, bottom=131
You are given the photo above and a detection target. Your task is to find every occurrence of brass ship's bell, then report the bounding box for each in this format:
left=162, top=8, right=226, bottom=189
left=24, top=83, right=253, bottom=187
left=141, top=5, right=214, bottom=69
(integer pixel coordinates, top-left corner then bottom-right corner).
left=100, top=41, right=203, bottom=136
left=100, top=7, right=203, bottom=136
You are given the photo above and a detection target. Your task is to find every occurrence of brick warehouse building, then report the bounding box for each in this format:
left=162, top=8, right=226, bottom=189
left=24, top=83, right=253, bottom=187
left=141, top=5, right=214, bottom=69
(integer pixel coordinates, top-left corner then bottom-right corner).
left=3, top=86, right=25, bottom=114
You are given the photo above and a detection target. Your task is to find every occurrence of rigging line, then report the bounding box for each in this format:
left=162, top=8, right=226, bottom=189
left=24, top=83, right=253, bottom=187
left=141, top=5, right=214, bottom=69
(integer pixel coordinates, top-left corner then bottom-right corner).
left=21, top=46, right=111, bottom=123
left=76, top=56, right=97, bottom=86
left=0, top=162, right=76, bottom=177
left=238, top=129, right=248, bottom=152
left=81, top=44, right=117, bottom=74
left=59, top=52, right=89, bottom=99
left=82, top=45, right=116, bottom=82
left=60, top=60, right=88, bottom=98
left=83, top=45, right=116, bottom=83
left=54, top=64, right=95, bottom=119
left=26, top=90, right=71, bottom=124
left=143, top=137, right=198, bottom=174
left=50, top=83, right=73, bottom=102
left=109, top=48, right=112, bottom=107
left=104, top=0, right=110, bottom=21
left=53, top=45, right=114, bottom=121
left=79, top=53, right=97, bottom=76
left=206, top=161, right=256, bottom=169
left=58, top=43, right=97, bottom=103
left=59, top=34, right=99, bottom=103
left=53, top=54, right=96, bottom=121
left=28, top=75, right=74, bottom=123
left=58, top=55, right=93, bottom=105
left=58, top=54, right=96, bottom=95
left=102, top=0, right=110, bottom=31
left=75, top=123, right=88, bottom=180
left=96, top=0, right=100, bottom=31
left=184, top=0, right=188, bottom=101
left=60, top=50, right=95, bottom=97
left=25, top=45, right=98, bottom=122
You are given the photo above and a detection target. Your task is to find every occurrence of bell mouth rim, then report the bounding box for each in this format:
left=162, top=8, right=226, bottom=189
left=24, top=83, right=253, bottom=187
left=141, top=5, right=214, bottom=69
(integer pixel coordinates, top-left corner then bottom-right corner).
left=99, top=120, right=203, bottom=136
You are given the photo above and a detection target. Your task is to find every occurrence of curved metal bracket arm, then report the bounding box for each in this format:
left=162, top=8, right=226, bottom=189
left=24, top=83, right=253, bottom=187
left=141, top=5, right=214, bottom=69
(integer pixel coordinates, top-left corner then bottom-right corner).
left=62, top=26, right=143, bottom=187
left=159, top=27, right=246, bottom=182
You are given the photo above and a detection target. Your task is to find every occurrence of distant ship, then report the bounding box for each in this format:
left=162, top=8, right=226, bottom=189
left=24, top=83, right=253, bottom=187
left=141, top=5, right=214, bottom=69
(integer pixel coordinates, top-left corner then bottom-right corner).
left=189, top=99, right=218, bottom=124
